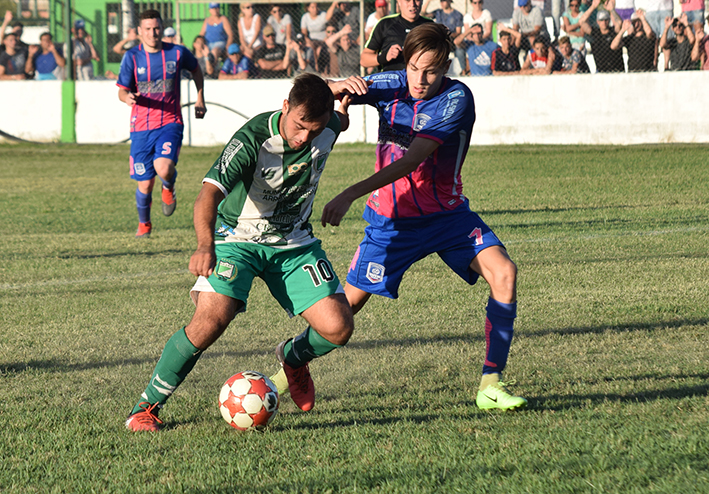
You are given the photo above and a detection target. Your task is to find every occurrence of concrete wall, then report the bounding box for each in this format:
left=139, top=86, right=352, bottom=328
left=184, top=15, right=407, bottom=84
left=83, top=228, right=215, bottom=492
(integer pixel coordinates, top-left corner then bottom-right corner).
left=1, top=71, right=707, bottom=146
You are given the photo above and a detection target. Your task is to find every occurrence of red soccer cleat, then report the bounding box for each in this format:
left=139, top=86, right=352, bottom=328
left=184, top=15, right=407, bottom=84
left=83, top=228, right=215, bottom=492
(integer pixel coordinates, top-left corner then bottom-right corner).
left=161, top=186, right=176, bottom=216
left=125, top=402, right=163, bottom=431
left=135, top=222, right=152, bottom=238
left=276, top=340, right=315, bottom=411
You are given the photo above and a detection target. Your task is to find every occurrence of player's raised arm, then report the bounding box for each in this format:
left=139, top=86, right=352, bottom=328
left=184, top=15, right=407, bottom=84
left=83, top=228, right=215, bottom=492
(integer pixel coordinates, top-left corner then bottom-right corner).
left=321, top=136, right=440, bottom=226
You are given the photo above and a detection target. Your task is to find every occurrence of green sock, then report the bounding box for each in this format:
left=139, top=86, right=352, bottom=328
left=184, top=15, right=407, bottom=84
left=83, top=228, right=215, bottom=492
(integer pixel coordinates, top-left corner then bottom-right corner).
left=283, top=326, right=342, bottom=368
left=131, top=327, right=202, bottom=414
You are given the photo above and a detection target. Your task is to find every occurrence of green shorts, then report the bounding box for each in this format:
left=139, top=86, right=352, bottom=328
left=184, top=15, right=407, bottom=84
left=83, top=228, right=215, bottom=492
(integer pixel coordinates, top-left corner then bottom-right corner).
left=191, top=240, right=344, bottom=317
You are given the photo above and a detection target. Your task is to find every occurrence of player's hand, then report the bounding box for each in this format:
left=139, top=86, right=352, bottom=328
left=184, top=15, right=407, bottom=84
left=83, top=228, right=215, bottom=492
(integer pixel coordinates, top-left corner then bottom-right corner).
left=124, top=92, right=140, bottom=106
left=29, top=44, right=39, bottom=56
left=339, top=94, right=352, bottom=115
left=189, top=246, right=216, bottom=277
left=331, top=75, right=370, bottom=97
left=321, top=191, right=355, bottom=227
left=195, top=102, right=207, bottom=119
left=386, top=44, right=402, bottom=61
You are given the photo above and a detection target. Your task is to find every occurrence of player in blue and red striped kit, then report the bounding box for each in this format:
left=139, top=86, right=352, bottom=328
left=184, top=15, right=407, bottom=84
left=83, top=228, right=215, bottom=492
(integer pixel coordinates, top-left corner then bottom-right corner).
left=117, top=9, right=207, bottom=238
left=323, top=23, right=527, bottom=411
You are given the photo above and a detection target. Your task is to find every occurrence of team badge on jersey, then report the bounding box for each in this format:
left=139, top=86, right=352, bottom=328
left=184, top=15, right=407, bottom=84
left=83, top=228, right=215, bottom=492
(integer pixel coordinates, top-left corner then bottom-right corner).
left=413, top=114, right=431, bottom=132
left=366, top=262, right=385, bottom=283
left=216, top=260, right=237, bottom=281
left=166, top=61, right=176, bottom=74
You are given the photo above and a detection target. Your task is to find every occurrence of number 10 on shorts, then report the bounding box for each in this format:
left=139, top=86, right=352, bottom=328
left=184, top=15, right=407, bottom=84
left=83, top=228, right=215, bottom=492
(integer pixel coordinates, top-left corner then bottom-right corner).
left=302, top=260, right=335, bottom=287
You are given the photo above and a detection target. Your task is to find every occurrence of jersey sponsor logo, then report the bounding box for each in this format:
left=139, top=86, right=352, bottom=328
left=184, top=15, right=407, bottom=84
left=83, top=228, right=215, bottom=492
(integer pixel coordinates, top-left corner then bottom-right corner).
left=137, top=67, right=146, bottom=75
left=260, top=168, right=276, bottom=180
left=137, top=80, right=175, bottom=94
left=379, top=120, right=413, bottom=149
left=413, top=113, right=432, bottom=132
left=133, top=162, right=146, bottom=175
left=448, top=89, right=464, bottom=99
left=218, top=137, right=244, bottom=173
left=366, top=262, right=385, bottom=283
left=287, top=162, right=309, bottom=175
left=442, top=96, right=461, bottom=122
left=216, top=259, right=237, bottom=281
left=166, top=61, right=177, bottom=74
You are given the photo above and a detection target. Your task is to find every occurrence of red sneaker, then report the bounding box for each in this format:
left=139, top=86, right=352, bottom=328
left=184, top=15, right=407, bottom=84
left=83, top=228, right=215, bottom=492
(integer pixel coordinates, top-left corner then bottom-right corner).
left=125, top=402, right=163, bottom=431
left=276, top=340, right=315, bottom=411
left=135, top=222, right=152, bottom=238
left=161, top=186, right=176, bottom=216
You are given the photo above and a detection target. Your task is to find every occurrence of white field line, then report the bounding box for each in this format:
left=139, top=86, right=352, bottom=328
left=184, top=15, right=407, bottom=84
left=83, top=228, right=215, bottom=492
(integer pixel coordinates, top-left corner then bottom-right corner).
left=1, top=225, right=707, bottom=291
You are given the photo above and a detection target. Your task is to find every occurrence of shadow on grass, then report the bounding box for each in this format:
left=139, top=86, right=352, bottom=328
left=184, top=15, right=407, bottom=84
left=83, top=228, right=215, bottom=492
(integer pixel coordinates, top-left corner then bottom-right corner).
left=522, top=316, right=709, bottom=338
left=54, top=249, right=190, bottom=260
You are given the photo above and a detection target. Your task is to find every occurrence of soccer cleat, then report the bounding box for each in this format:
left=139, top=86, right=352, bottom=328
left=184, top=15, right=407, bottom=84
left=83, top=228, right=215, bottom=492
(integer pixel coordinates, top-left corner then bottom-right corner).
left=476, top=381, right=528, bottom=411
left=135, top=222, right=152, bottom=238
left=161, top=186, right=176, bottom=216
left=125, top=402, right=163, bottom=431
left=269, top=367, right=289, bottom=396
left=275, top=340, right=315, bottom=411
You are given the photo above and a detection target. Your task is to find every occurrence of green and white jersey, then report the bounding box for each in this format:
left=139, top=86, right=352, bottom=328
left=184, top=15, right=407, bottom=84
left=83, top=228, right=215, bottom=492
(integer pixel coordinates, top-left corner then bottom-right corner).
left=204, top=110, right=342, bottom=248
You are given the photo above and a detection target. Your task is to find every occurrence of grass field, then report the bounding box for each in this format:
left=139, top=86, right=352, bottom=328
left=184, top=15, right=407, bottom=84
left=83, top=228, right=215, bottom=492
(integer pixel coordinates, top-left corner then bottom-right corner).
left=0, top=142, right=708, bottom=493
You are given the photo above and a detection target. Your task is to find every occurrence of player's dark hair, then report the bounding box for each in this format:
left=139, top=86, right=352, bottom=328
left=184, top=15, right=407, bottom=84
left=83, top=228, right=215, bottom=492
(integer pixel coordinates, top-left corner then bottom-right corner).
left=288, top=73, right=334, bottom=122
left=139, top=9, right=163, bottom=23
left=403, top=23, right=453, bottom=70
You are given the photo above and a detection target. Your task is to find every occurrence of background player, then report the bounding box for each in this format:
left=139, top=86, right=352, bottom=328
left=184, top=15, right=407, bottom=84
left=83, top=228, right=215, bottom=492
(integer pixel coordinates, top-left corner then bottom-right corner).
left=324, top=23, right=527, bottom=411
left=117, top=9, right=207, bottom=238
left=126, top=74, right=354, bottom=431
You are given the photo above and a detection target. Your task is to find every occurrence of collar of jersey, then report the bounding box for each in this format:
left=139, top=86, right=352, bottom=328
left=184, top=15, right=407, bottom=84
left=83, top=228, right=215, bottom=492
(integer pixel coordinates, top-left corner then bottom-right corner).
left=269, top=110, right=282, bottom=138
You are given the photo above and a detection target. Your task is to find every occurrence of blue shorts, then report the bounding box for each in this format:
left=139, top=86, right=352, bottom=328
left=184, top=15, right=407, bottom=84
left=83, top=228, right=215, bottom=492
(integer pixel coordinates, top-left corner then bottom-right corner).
left=208, top=41, right=227, bottom=51
left=129, top=123, right=183, bottom=181
left=346, top=204, right=505, bottom=299
left=684, top=9, right=705, bottom=25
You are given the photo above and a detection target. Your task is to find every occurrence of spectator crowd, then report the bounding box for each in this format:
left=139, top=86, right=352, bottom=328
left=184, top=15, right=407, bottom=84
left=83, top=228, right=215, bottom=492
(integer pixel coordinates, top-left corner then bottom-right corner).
left=3, top=0, right=709, bottom=80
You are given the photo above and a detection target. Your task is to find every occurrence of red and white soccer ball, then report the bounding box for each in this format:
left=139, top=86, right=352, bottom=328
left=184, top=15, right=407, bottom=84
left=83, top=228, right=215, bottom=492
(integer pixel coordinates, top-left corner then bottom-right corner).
left=219, top=371, right=279, bottom=431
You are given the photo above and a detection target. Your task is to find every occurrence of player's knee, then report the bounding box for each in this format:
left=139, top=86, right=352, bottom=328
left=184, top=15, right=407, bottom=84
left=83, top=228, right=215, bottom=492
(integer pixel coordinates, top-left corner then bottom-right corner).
left=491, top=260, right=517, bottom=298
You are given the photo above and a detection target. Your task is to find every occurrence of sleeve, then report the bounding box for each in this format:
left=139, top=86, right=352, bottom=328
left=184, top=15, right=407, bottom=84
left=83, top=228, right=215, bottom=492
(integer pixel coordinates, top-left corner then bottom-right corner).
left=284, top=14, right=292, bottom=26
left=454, top=11, right=464, bottom=29
left=181, top=46, right=199, bottom=72
left=349, top=69, right=407, bottom=107
left=220, top=59, right=232, bottom=73
left=365, top=18, right=385, bottom=51
left=415, top=86, right=475, bottom=144
left=203, top=124, right=261, bottom=194
left=300, top=14, right=307, bottom=30
left=116, top=51, right=135, bottom=91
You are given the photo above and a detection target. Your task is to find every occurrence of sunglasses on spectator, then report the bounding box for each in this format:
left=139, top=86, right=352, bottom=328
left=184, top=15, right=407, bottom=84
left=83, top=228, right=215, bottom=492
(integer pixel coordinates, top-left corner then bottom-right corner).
left=242, top=5, right=252, bottom=8
left=569, top=2, right=579, bottom=6
left=326, top=29, right=336, bottom=33
left=264, top=33, right=275, bottom=37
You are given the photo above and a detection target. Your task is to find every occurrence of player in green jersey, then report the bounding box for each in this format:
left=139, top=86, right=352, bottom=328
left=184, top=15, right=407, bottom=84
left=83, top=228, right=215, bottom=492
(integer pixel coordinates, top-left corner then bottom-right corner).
left=126, top=73, right=355, bottom=431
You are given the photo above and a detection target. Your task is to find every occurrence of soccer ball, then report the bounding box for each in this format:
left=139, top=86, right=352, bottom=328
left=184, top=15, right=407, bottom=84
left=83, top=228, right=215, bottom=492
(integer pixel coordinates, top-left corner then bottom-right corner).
left=218, top=371, right=279, bottom=431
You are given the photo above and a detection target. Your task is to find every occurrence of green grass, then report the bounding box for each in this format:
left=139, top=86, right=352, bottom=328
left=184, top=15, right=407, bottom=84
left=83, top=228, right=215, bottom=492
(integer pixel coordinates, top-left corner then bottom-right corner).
left=1, top=142, right=708, bottom=493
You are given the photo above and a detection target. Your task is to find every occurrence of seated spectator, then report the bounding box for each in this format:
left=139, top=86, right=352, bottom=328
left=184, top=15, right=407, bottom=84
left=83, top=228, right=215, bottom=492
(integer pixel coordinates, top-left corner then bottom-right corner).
left=464, top=0, right=493, bottom=40
left=301, top=2, right=329, bottom=42
left=520, top=36, right=559, bottom=74
left=365, top=0, right=390, bottom=40
left=200, top=2, right=234, bottom=60
left=610, top=10, right=656, bottom=72
left=73, top=19, right=100, bottom=80
left=219, top=43, right=250, bottom=79
left=327, top=1, right=360, bottom=42
left=162, top=26, right=177, bottom=44
left=237, top=3, right=262, bottom=59
left=254, top=24, right=290, bottom=78
left=512, top=0, right=549, bottom=53
left=325, top=24, right=360, bottom=77
left=580, top=0, right=625, bottom=73
left=556, top=35, right=590, bottom=73
left=0, top=32, right=27, bottom=79
left=27, top=32, right=66, bottom=80
left=492, top=26, right=522, bottom=75
left=691, top=20, right=709, bottom=70
left=267, top=4, right=293, bottom=45
left=660, top=14, right=697, bottom=70
left=454, top=23, right=497, bottom=75
left=113, top=28, right=140, bottom=56
left=562, top=0, right=589, bottom=53
left=192, top=35, right=217, bottom=79
left=288, top=33, right=317, bottom=76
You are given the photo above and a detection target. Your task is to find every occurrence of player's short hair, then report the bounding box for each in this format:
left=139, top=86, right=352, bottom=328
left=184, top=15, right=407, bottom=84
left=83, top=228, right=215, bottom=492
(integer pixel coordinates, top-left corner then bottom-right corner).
left=139, top=9, right=163, bottom=23
left=288, top=73, right=334, bottom=122
left=403, top=23, right=453, bottom=71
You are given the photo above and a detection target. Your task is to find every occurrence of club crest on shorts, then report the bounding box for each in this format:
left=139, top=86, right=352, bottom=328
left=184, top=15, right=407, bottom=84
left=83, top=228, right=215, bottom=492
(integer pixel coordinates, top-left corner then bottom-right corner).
left=366, top=262, right=385, bottom=283
left=216, top=260, right=237, bottom=281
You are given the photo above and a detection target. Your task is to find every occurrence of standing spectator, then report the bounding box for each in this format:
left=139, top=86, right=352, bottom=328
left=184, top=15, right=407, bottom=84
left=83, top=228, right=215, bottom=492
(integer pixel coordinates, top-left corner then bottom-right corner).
left=254, top=24, right=291, bottom=78
left=117, top=9, right=206, bottom=238
left=267, top=4, right=293, bottom=45
left=27, top=32, right=66, bottom=80
left=327, top=1, right=360, bottom=42
left=520, top=35, right=559, bottom=73
left=691, top=21, right=709, bottom=69
left=562, top=0, right=588, bottom=52
left=200, top=3, right=234, bottom=61
left=580, top=0, right=625, bottom=73
left=192, top=35, right=217, bottom=79
left=610, top=10, right=656, bottom=71
left=1, top=13, right=29, bottom=54
left=638, top=0, right=673, bottom=38
left=464, top=0, right=493, bottom=40
left=660, top=14, right=697, bottom=70
left=680, top=0, right=704, bottom=34
left=454, top=22, right=497, bottom=75
left=73, top=19, right=100, bottom=80
left=237, top=3, right=263, bottom=59
left=615, top=0, right=636, bottom=21
left=219, top=43, right=250, bottom=79
left=551, top=0, right=569, bottom=39
left=556, top=35, right=590, bottom=72
left=491, top=26, right=522, bottom=75
left=0, top=33, right=27, bottom=80
left=365, top=0, right=390, bottom=40
left=512, top=0, right=550, bottom=54
left=113, top=28, right=140, bottom=57
left=361, top=0, right=433, bottom=72
left=423, top=0, right=465, bottom=37
left=301, top=2, right=329, bottom=42
left=326, top=24, right=361, bottom=76
left=288, top=33, right=318, bottom=76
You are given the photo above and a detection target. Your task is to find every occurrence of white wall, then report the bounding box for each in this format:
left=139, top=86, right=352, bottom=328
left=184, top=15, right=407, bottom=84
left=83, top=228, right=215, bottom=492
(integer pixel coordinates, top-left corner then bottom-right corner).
left=1, top=71, right=707, bottom=146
